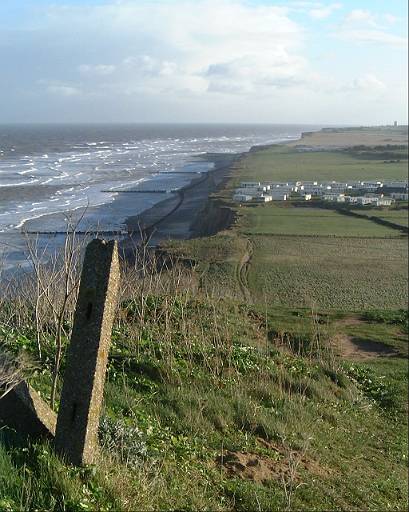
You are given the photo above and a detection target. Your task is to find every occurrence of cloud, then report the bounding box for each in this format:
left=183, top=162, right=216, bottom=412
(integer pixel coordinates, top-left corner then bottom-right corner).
left=337, top=8, right=407, bottom=48
left=384, top=14, right=397, bottom=25
left=345, top=9, right=374, bottom=24
left=31, top=0, right=307, bottom=99
left=46, top=84, right=82, bottom=97
left=337, top=28, right=407, bottom=47
left=123, top=56, right=178, bottom=77
left=78, top=64, right=116, bottom=76
left=203, top=51, right=308, bottom=95
left=350, top=74, right=386, bottom=92
left=0, top=0, right=406, bottom=123
left=309, top=3, right=341, bottom=20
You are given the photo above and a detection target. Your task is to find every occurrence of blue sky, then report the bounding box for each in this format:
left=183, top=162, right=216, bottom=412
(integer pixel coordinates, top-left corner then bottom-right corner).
left=0, top=0, right=407, bottom=124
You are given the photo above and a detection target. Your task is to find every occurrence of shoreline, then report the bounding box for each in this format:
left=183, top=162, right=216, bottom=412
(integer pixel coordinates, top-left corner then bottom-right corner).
left=119, top=151, right=241, bottom=256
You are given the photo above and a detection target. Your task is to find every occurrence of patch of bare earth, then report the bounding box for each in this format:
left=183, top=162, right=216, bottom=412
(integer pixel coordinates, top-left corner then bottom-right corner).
left=217, top=438, right=330, bottom=485
left=331, top=333, right=399, bottom=360
left=334, top=316, right=365, bottom=327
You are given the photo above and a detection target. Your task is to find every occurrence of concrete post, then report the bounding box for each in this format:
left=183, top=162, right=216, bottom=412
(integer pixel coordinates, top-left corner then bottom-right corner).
left=54, top=239, right=120, bottom=466
left=0, top=382, right=56, bottom=439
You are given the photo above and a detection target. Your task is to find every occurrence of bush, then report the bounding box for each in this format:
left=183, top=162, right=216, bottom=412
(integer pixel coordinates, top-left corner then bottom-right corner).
left=99, top=417, right=147, bottom=468
left=361, top=309, right=408, bottom=333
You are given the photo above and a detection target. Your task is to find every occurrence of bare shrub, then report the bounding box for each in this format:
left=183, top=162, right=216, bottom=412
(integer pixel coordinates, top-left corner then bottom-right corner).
left=0, top=349, right=34, bottom=399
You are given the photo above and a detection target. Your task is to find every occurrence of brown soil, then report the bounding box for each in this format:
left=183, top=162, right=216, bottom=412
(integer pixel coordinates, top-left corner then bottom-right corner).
left=335, top=316, right=365, bottom=327
left=331, top=333, right=399, bottom=360
left=218, top=438, right=330, bottom=485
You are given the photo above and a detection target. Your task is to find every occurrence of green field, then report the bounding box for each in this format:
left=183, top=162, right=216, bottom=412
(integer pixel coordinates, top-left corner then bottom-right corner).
left=241, top=204, right=403, bottom=237
left=248, top=236, right=408, bottom=309
left=235, top=145, right=408, bottom=184
left=352, top=208, right=409, bottom=228
left=168, top=133, right=408, bottom=310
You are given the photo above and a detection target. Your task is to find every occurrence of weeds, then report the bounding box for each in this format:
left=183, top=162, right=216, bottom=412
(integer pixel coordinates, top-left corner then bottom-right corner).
left=0, top=227, right=407, bottom=510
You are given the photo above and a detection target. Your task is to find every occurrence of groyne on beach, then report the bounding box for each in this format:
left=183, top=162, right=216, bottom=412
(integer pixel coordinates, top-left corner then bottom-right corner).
left=122, top=151, right=241, bottom=246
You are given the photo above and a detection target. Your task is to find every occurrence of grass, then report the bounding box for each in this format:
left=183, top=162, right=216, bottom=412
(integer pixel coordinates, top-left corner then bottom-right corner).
left=234, top=145, right=408, bottom=184
left=165, top=135, right=408, bottom=310
left=0, top=128, right=408, bottom=511
left=1, top=293, right=408, bottom=511
left=241, top=203, right=402, bottom=237
left=352, top=207, right=409, bottom=228
left=247, top=236, right=408, bottom=309
left=166, top=233, right=408, bottom=310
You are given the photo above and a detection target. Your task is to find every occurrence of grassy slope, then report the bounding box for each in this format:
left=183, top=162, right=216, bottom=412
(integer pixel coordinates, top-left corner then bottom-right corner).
left=0, top=297, right=408, bottom=511
left=1, top=128, right=408, bottom=511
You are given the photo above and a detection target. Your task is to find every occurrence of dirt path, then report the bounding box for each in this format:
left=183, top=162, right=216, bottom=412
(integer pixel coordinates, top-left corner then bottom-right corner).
left=331, top=333, right=399, bottom=360
left=332, top=317, right=400, bottom=360
left=236, top=238, right=253, bottom=303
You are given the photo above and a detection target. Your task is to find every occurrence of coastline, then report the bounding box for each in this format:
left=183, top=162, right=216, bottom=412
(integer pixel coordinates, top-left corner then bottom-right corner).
left=121, top=151, right=242, bottom=249
left=121, top=135, right=308, bottom=251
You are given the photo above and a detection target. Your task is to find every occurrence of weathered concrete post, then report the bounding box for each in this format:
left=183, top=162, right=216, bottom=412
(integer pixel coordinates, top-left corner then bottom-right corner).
left=54, top=239, right=120, bottom=466
left=0, top=382, right=56, bottom=439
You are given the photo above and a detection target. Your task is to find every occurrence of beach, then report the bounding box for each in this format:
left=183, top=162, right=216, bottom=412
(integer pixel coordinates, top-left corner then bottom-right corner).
left=124, top=152, right=239, bottom=242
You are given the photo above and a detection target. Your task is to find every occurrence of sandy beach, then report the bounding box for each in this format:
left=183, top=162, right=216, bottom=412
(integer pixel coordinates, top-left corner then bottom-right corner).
left=119, top=152, right=239, bottom=257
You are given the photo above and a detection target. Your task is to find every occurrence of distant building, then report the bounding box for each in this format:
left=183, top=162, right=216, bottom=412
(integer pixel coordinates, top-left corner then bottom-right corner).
left=240, top=182, right=261, bottom=188
left=254, top=195, right=273, bottom=203
left=268, top=191, right=288, bottom=201
left=233, top=193, right=253, bottom=202
left=234, top=178, right=399, bottom=206
left=391, top=192, right=408, bottom=201
left=323, top=194, right=346, bottom=203
left=376, top=197, right=393, bottom=206
left=344, top=196, right=394, bottom=206
left=394, top=121, right=398, bottom=127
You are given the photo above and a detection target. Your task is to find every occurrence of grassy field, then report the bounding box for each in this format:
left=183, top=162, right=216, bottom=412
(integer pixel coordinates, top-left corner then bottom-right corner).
left=287, top=125, right=408, bottom=147
left=234, top=145, right=408, bottom=184
left=170, top=129, right=408, bottom=310
left=353, top=207, right=409, bottom=228
left=247, top=236, right=408, bottom=309
left=241, top=203, right=404, bottom=237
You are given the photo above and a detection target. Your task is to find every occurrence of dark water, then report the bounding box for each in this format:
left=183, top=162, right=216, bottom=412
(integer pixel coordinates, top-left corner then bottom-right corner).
left=0, top=123, right=322, bottom=271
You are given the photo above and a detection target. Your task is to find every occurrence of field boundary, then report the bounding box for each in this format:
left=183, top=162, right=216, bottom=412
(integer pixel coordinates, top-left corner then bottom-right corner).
left=335, top=207, right=409, bottom=234
left=241, top=232, right=406, bottom=239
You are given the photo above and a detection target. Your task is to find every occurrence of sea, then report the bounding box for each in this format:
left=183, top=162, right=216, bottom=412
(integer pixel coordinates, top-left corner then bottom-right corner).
left=0, top=123, right=321, bottom=273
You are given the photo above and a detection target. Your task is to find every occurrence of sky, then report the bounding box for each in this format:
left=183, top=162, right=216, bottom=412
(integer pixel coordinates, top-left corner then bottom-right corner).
left=0, top=0, right=407, bottom=124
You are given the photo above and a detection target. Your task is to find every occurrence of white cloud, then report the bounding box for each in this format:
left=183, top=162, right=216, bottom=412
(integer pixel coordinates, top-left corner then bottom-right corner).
left=345, top=9, right=374, bottom=24
left=309, top=3, right=341, bottom=20
left=337, top=8, right=407, bottom=48
left=0, top=0, right=406, bottom=123
left=337, top=28, right=407, bottom=47
left=384, top=13, right=397, bottom=25
left=78, top=64, right=116, bottom=76
left=203, top=51, right=308, bottom=95
left=350, top=74, right=386, bottom=92
left=40, top=0, right=308, bottom=99
left=122, top=56, right=178, bottom=77
left=46, top=84, right=82, bottom=97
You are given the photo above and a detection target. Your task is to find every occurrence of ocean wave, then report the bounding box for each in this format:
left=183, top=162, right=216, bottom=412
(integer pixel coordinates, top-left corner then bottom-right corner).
left=0, top=126, right=306, bottom=238
left=0, top=179, right=39, bottom=187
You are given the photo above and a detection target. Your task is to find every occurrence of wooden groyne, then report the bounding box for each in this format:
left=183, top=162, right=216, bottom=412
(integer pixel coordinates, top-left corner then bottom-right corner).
left=24, top=230, right=127, bottom=236
left=101, top=189, right=176, bottom=194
